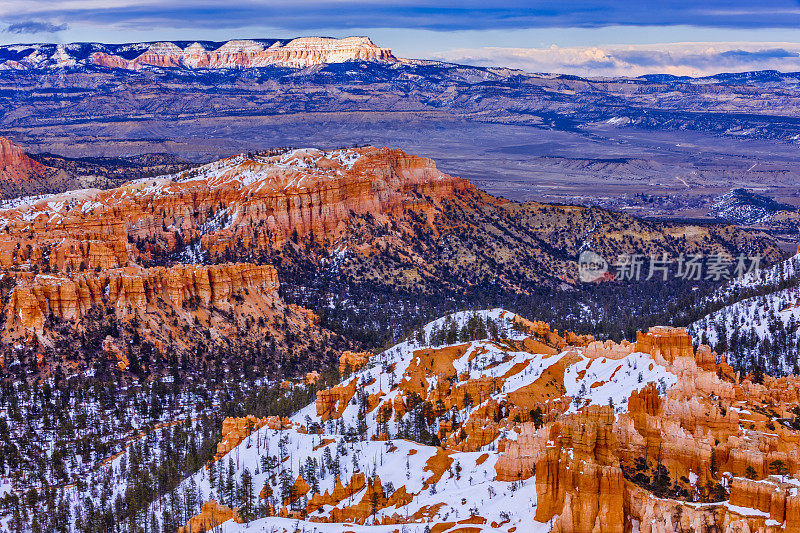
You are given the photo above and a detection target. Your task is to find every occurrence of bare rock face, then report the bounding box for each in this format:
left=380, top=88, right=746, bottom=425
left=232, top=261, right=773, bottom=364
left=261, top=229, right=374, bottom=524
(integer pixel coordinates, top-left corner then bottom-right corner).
left=0, top=146, right=469, bottom=272
left=339, top=350, right=374, bottom=374
left=178, top=500, right=237, bottom=533
left=634, top=326, right=694, bottom=364
left=214, top=416, right=268, bottom=462
left=532, top=406, right=625, bottom=533
left=90, top=37, right=396, bottom=70
left=316, top=378, right=358, bottom=421
left=728, top=477, right=797, bottom=526
left=213, top=415, right=295, bottom=462
left=584, top=339, right=635, bottom=360
left=0, top=137, right=45, bottom=185
left=6, top=262, right=279, bottom=332
left=0, top=136, right=72, bottom=199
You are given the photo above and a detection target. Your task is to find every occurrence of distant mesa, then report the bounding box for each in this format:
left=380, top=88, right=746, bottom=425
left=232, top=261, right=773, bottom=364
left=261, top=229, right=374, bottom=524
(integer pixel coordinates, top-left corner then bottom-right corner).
left=0, top=36, right=397, bottom=71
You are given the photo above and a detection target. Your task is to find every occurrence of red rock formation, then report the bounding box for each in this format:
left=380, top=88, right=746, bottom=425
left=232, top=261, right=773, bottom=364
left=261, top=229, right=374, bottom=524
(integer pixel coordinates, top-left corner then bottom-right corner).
left=339, top=350, right=374, bottom=374
left=0, top=147, right=471, bottom=271
left=628, top=382, right=662, bottom=417
left=584, top=339, right=635, bottom=360
left=178, top=500, right=236, bottom=533
left=6, top=262, right=279, bottom=332
left=283, top=475, right=311, bottom=505
left=327, top=475, right=389, bottom=523
left=214, top=415, right=267, bottom=461
left=0, top=137, right=47, bottom=187
left=90, top=37, right=396, bottom=70
left=316, top=378, right=358, bottom=421
left=634, top=326, right=694, bottom=363
left=530, top=406, right=625, bottom=533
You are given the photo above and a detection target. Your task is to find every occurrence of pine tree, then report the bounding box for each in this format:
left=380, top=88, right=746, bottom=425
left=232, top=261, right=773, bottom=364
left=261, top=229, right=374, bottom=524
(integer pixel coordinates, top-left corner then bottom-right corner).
left=239, top=468, right=255, bottom=522
left=183, top=477, right=199, bottom=523
left=769, top=459, right=788, bottom=480
left=304, top=456, right=320, bottom=493
left=225, top=458, right=236, bottom=505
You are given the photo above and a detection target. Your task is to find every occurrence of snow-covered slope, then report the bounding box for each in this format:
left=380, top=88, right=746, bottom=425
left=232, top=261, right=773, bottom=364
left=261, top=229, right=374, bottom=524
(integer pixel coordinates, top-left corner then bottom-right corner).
left=690, top=252, right=800, bottom=374
left=155, top=309, right=679, bottom=532
left=710, top=188, right=796, bottom=225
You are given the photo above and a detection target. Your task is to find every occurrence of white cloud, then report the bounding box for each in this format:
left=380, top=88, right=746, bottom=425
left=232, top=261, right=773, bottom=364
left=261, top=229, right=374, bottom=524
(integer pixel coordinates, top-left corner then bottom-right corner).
left=432, top=41, right=800, bottom=77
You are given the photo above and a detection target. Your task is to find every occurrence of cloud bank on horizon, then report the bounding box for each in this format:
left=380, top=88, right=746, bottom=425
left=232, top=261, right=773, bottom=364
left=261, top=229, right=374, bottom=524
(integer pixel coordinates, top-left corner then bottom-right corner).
left=3, top=0, right=800, bottom=76
left=435, top=42, right=800, bottom=77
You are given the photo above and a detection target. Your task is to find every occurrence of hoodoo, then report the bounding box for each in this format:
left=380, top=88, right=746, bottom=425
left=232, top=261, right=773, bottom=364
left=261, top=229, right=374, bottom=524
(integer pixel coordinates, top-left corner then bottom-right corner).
left=169, top=308, right=800, bottom=532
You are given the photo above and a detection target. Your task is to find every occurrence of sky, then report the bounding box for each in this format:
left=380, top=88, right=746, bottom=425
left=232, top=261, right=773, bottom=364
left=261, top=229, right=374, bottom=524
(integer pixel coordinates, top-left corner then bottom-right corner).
left=3, top=1, right=800, bottom=76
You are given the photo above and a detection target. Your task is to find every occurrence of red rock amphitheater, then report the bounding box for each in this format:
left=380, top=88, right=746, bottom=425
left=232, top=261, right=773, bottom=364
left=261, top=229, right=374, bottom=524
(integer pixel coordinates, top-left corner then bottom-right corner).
left=0, top=146, right=469, bottom=273
left=178, top=310, right=800, bottom=532
left=0, top=146, right=469, bottom=359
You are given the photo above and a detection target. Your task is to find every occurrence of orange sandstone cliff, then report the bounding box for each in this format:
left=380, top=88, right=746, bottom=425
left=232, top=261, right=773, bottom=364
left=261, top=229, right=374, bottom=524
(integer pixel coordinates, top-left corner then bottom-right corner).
left=0, top=146, right=466, bottom=371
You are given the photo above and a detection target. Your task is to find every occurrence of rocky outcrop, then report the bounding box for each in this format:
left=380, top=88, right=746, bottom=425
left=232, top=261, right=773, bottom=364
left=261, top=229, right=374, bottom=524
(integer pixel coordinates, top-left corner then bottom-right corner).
left=628, top=478, right=800, bottom=533
left=7, top=262, right=279, bottom=332
left=584, top=339, right=635, bottom=360
left=214, top=416, right=268, bottom=462
left=213, top=415, right=294, bottom=462
left=0, top=136, right=69, bottom=198
left=635, top=326, right=694, bottom=364
left=339, top=350, right=374, bottom=374
left=0, top=147, right=471, bottom=271
left=728, top=477, right=792, bottom=524
left=531, top=406, right=625, bottom=533
left=178, top=500, right=236, bottom=533
left=316, top=378, right=358, bottom=421
left=0, top=137, right=46, bottom=185
left=89, top=37, right=396, bottom=70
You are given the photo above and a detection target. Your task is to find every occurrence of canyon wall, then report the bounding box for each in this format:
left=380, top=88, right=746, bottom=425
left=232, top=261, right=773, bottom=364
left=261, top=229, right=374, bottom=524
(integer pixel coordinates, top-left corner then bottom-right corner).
left=0, top=146, right=470, bottom=272
left=7, top=262, right=279, bottom=332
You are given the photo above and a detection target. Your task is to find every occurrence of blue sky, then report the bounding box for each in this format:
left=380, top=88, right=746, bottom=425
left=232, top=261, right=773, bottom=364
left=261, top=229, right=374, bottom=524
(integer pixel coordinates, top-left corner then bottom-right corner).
left=3, top=1, right=800, bottom=75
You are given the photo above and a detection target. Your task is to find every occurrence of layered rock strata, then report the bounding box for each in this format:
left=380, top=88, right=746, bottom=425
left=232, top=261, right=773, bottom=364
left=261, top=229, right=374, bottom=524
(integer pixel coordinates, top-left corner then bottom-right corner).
left=8, top=262, right=278, bottom=332
left=89, top=37, right=396, bottom=70
left=0, top=147, right=470, bottom=272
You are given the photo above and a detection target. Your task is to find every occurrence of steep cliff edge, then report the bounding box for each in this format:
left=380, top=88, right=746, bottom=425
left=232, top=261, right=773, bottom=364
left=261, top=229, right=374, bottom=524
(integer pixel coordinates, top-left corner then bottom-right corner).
left=7, top=262, right=279, bottom=332
left=0, top=145, right=779, bottom=380
left=0, top=137, right=46, bottom=184
left=0, top=146, right=469, bottom=271
left=0, top=137, right=74, bottom=199
left=0, top=259, right=339, bottom=378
